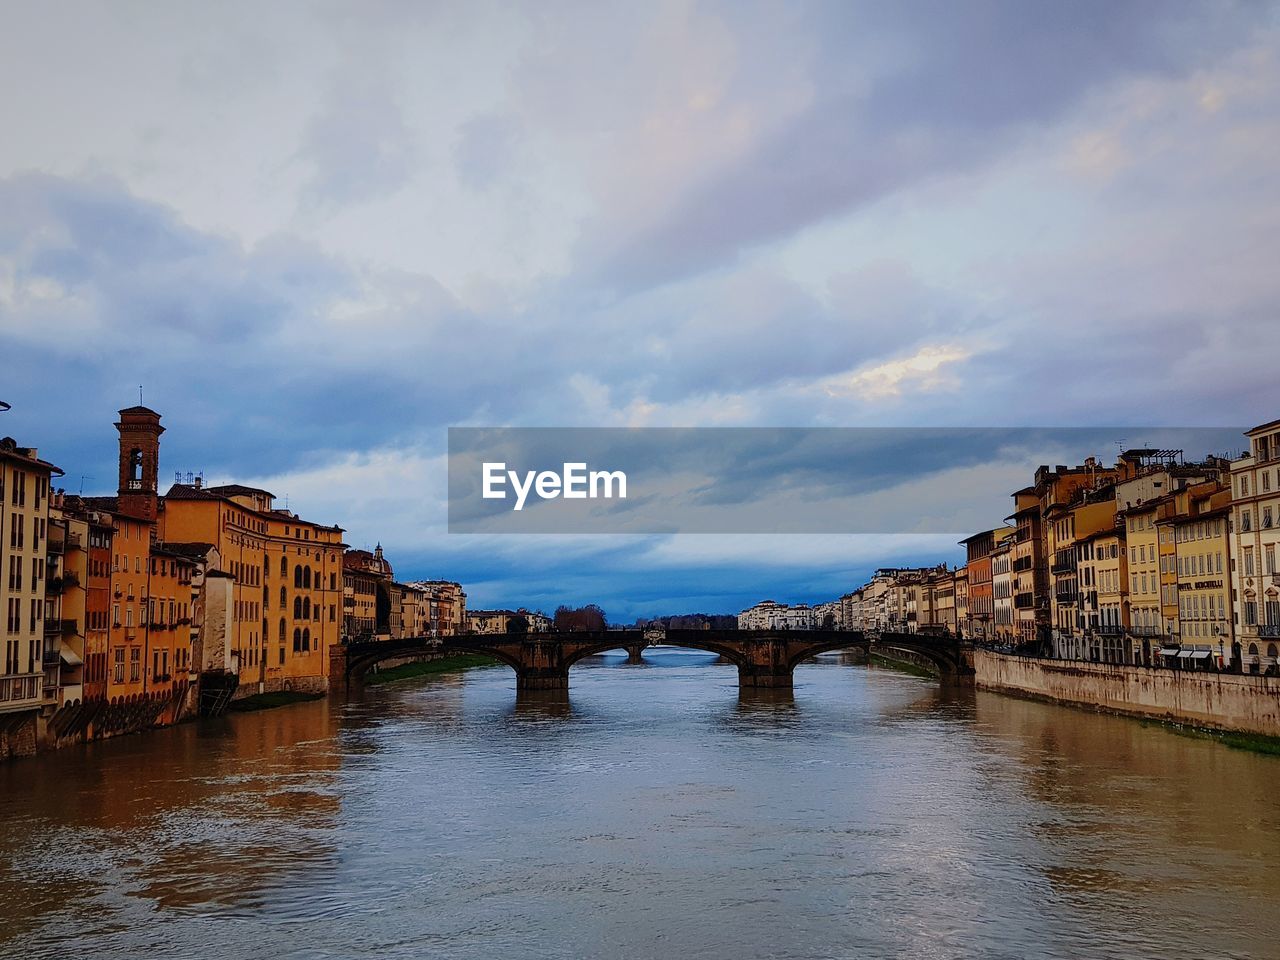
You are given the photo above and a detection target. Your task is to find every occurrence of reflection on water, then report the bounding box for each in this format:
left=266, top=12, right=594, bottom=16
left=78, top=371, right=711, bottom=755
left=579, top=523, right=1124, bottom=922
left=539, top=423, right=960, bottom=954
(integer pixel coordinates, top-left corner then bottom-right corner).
left=2, top=647, right=1278, bottom=960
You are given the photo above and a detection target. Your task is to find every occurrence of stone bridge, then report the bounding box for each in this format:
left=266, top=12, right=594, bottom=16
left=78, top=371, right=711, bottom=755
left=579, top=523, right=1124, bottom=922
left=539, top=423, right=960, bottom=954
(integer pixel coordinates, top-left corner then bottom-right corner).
left=331, top=629, right=974, bottom=692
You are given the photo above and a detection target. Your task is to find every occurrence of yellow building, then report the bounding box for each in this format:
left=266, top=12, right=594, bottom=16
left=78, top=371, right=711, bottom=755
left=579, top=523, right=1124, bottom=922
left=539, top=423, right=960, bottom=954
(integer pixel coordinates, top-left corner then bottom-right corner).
left=1122, top=500, right=1164, bottom=662
left=1165, top=480, right=1233, bottom=668
left=1077, top=526, right=1128, bottom=663
left=0, top=435, right=61, bottom=759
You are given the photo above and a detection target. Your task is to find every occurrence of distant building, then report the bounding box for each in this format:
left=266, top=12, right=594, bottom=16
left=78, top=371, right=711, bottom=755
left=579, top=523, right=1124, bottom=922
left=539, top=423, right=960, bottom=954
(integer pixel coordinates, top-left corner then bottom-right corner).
left=467, top=608, right=551, bottom=634
left=737, top=601, right=815, bottom=630
left=404, top=580, right=467, bottom=636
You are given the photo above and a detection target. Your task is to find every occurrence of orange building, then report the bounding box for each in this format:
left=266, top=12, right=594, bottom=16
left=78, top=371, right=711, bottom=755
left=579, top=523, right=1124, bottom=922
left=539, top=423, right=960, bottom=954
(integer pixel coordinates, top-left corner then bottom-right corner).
left=960, top=527, right=1014, bottom=641
left=85, top=405, right=343, bottom=707
left=161, top=482, right=345, bottom=697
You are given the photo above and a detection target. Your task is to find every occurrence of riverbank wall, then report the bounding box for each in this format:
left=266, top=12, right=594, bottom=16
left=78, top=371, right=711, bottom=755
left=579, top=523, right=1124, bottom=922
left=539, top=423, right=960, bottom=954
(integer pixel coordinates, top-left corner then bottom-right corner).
left=974, top=649, right=1280, bottom=737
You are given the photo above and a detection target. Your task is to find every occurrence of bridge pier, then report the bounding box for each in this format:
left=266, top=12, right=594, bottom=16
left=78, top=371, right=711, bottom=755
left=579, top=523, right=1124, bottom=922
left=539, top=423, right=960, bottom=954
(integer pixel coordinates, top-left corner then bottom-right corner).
left=625, top=644, right=645, bottom=665
left=515, top=668, right=570, bottom=692
left=737, top=663, right=795, bottom=688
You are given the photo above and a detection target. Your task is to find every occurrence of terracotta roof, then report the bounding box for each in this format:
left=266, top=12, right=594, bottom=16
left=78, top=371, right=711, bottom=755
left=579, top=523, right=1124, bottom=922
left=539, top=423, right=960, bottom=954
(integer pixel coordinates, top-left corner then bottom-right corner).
left=205, top=483, right=276, bottom=499
left=163, top=483, right=219, bottom=500
left=158, top=541, right=217, bottom=559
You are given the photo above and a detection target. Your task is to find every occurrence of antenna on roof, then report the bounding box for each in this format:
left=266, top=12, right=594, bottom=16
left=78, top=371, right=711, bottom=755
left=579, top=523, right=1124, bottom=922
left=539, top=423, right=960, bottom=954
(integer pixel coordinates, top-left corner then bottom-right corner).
left=79, top=475, right=94, bottom=495
left=139, top=384, right=144, bottom=405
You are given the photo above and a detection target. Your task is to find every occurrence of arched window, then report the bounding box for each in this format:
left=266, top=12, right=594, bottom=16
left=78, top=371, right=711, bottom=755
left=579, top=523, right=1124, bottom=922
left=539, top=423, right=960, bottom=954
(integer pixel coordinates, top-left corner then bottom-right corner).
left=302, top=627, right=311, bottom=652
left=313, top=568, right=320, bottom=590
left=293, top=627, right=301, bottom=652
left=279, top=618, right=286, bottom=642
left=262, top=585, right=269, bottom=609
left=280, top=586, right=287, bottom=608
left=1269, top=644, right=1279, bottom=659
left=303, top=567, right=311, bottom=589
left=264, top=555, right=270, bottom=575
left=280, top=555, right=287, bottom=577
left=302, top=597, right=311, bottom=620
left=294, top=566, right=303, bottom=588
left=293, top=596, right=302, bottom=619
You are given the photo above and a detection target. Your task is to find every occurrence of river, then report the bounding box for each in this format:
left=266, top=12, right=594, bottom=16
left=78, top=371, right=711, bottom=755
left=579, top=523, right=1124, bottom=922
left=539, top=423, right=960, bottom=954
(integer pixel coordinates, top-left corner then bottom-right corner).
left=2, top=648, right=1278, bottom=960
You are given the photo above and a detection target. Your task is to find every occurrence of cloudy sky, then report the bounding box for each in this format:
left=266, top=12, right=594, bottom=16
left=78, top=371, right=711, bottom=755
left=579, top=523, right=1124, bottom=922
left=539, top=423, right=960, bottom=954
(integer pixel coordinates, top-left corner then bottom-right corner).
left=2, top=1, right=1278, bottom=620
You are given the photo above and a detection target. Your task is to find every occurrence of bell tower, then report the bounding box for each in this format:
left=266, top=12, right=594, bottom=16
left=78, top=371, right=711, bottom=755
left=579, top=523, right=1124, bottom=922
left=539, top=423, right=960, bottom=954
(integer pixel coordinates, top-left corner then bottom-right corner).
left=116, top=405, right=164, bottom=522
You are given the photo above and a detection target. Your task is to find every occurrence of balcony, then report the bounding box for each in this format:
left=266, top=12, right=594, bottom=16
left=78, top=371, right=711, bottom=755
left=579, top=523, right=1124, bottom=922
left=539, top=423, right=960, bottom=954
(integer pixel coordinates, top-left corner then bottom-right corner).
left=1259, top=624, right=1280, bottom=638
left=0, top=674, right=41, bottom=708
left=1014, top=593, right=1035, bottom=609
left=1013, top=557, right=1033, bottom=572
left=46, top=571, right=81, bottom=594
left=1096, top=625, right=1123, bottom=636
left=44, top=618, right=77, bottom=636
left=1050, top=558, right=1077, bottom=575
left=1055, top=590, right=1079, bottom=604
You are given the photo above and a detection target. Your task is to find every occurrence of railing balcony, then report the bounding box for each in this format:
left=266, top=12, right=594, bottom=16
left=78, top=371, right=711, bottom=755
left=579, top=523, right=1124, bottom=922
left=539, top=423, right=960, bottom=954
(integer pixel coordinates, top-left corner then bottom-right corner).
left=1259, top=624, right=1280, bottom=638
left=1055, top=590, right=1078, bottom=604
left=1013, top=557, right=1033, bottom=572
left=1050, top=560, right=1076, bottom=574
left=44, top=618, right=77, bottom=636
left=1014, top=593, right=1035, bottom=609
left=1096, top=625, right=1123, bottom=636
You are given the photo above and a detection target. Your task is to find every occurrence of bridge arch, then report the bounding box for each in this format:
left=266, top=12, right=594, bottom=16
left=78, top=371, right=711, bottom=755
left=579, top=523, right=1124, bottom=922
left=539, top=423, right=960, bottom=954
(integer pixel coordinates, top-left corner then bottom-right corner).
left=342, top=636, right=523, bottom=680
left=784, top=636, right=871, bottom=672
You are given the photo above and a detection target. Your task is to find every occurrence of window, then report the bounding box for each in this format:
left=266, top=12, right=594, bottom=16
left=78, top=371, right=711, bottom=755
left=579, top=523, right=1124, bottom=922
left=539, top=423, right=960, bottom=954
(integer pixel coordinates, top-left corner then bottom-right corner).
left=113, top=648, right=125, bottom=683
left=129, top=648, right=141, bottom=682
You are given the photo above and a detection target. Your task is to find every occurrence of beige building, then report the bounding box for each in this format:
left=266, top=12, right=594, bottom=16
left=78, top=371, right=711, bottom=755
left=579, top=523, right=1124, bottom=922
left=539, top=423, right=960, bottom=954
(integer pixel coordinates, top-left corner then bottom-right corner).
left=1, top=436, right=61, bottom=759
left=1231, top=419, right=1280, bottom=673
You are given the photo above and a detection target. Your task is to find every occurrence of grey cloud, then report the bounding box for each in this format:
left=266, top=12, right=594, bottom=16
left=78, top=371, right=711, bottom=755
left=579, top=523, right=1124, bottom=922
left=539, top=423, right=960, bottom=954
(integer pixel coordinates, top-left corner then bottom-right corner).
left=579, top=0, right=1267, bottom=292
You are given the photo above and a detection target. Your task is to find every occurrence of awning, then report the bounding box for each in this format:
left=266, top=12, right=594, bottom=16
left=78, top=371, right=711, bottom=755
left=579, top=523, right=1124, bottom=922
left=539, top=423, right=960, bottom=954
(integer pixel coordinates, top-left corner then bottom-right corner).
left=59, top=646, right=83, bottom=667
left=1176, top=650, right=1196, bottom=659
left=1157, top=647, right=1181, bottom=657
left=1189, top=650, right=1214, bottom=660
